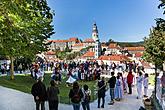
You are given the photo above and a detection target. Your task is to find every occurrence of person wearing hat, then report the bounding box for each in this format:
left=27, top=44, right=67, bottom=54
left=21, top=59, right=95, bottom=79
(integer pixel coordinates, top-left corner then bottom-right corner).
left=31, top=76, right=47, bottom=110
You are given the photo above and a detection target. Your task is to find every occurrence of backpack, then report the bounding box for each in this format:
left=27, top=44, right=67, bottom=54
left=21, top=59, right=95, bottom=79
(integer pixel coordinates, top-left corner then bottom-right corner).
left=84, top=91, right=90, bottom=102
left=71, top=89, right=81, bottom=103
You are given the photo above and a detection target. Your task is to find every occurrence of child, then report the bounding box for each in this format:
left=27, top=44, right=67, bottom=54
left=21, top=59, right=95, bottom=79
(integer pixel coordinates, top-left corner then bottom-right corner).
left=115, top=75, right=123, bottom=101
left=143, top=73, right=149, bottom=97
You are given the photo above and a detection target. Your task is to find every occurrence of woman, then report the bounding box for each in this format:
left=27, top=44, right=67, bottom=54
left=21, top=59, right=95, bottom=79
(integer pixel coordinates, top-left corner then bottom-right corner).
left=143, top=73, right=149, bottom=97
left=136, top=72, right=143, bottom=99
left=69, top=81, right=83, bottom=110
left=47, top=80, right=60, bottom=110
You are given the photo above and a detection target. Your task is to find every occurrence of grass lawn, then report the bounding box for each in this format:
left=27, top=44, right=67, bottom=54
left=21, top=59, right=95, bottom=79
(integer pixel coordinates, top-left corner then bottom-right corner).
left=149, top=74, right=155, bottom=86
left=0, top=73, right=98, bottom=104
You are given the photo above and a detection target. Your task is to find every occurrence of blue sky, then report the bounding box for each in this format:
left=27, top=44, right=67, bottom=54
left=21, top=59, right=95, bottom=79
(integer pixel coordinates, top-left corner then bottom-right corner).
left=47, top=0, right=164, bottom=42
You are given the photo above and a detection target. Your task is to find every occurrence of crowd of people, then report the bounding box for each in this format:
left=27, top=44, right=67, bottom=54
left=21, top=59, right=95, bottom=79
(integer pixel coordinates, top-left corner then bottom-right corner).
left=30, top=60, right=165, bottom=110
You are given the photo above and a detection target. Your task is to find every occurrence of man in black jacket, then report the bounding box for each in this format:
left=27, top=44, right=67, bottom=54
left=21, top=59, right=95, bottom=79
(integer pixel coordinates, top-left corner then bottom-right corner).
left=97, top=77, right=106, bottom=108
left=108, top=72, right=116, bottom=105
left=31, top=76, right=47, bottom=110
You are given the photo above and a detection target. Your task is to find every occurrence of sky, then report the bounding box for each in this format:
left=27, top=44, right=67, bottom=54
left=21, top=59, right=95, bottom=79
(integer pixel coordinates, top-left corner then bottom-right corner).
left=47, top=0, right=164, bottom=42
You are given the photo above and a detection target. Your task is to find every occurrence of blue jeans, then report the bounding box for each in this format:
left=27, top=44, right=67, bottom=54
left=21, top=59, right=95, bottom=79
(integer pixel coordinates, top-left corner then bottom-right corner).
left=72, top=103, right=80, bottom=110
left=110, top=88, right=115, bottom=101
left=82, top=102, right=90, bottom=110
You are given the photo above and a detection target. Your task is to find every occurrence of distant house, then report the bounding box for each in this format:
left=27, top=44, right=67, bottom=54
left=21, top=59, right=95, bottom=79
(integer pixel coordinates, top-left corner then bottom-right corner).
left=48, top=40, right=68, bottom=51
left=80, top=51, right=95, bottom=61
left=105, top=43, right=121, bottom=55
left=124, top=46, right=145, bottom=54
left=72, top=43, right=84, bottom=52
left=97, top=55, right=129, bottom=65
left=68, top=37, right=79, bottom=49
left=101, top=43, right=108, bottom=51
left=44, top=51, right=57, bottom=62
left=141, top=61, right=155, bottom=74
left=134, top=52, right=143, bottom=60
left=83, top=38, right=95, bottom=48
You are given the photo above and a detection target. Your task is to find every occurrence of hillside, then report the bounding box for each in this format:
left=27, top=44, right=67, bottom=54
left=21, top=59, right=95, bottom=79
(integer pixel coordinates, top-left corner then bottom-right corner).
left=117, top=41, right=144, bottom=47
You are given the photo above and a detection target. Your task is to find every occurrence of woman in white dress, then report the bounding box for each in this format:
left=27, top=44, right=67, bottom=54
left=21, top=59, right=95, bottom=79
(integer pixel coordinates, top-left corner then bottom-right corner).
left=136, top=72, right=143, bottom=99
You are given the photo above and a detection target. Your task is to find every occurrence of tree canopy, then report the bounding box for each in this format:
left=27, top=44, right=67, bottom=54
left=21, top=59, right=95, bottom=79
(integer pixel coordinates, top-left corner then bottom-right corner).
left=0, top=0, right=54, bottom=79
left=143, top=21, right=165, bottom=68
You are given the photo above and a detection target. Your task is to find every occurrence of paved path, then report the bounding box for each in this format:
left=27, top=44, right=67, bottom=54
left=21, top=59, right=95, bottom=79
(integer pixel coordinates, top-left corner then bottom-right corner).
left=0, top=86, right=153, bottom=110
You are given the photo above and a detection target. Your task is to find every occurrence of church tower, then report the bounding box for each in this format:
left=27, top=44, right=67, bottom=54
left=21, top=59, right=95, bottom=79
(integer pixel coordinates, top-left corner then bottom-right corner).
left=92, top=22, right=101, bottom=59
left=92, top=22, right=99, bottom=41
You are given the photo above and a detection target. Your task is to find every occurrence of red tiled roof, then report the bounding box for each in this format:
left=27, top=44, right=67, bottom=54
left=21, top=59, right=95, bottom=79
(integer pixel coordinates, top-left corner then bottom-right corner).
left=51, top=40, right=68, bottom=43
left=124, top=46, right=145, bottom=51
left=68, top=37, right=78, bottom=42
left=45, top=51, right=56, bottom=55
left=98, top=55, right=129, bottom=61
left=135, top=52, right=143, bottom=58
left=82, top=51, right=95, bottom=57
left=72, top=43, right=84, bottom=47
left=108, top=43, right=119, bottom=49
left=84, top=38, right=95, bottom=43
left=48, top=40, right=52, bottom=42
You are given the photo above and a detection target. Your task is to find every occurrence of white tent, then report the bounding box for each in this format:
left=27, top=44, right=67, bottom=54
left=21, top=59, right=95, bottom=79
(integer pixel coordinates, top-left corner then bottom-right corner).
left=66, top=76, right=76, bottom=84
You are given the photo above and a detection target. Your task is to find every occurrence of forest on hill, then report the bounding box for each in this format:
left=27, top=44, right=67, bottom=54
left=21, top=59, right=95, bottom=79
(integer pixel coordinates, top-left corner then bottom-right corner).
left=117, top=41, right=144, bottom=47
left=105, top=39, right=144, bottom=47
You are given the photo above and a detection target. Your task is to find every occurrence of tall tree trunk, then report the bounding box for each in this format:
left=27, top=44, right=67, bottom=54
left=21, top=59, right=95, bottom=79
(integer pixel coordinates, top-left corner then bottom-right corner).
left=154, top=63, right=158, bottom=100
left=10, top=57, right=14, bottom=80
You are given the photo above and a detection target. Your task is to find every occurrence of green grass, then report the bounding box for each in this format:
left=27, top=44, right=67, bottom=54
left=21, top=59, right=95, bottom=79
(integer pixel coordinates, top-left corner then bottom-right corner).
left=149, top=74, right=155, bottom=86
left=0, top=74, right=97, bottom=104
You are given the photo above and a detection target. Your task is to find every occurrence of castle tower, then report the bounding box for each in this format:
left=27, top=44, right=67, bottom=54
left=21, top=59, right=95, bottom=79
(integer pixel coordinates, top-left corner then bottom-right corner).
left=92, top=22, right=99, bottom=42
left=92, top=22, right=101, bottom=59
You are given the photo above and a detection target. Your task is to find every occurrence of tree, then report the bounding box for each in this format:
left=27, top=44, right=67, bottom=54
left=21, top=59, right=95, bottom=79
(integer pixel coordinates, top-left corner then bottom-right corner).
left=105, top=38, right=115, bottom=46
left=144, top=19, right=165, bottom=99
left=0, top=0, right=54, bottom=79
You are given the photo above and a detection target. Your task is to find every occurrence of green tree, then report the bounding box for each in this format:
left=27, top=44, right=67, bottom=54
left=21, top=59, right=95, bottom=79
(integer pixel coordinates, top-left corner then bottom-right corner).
left=105, top=38, right=115, bottom=46
left=0, top=0, right=54, bottom=79
left=144, top=19, right=165, bottom=98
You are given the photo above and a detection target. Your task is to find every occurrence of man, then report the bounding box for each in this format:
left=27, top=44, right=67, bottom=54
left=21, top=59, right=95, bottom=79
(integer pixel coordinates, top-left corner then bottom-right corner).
left=31, top=76, right=47, bottom=110
left=108, top=72, right=116, bottom=105
left=97, top=77, right=106, bottom=108
left=47, top=80, right=60, bottom=110
left=127, top=72, right=134, bottom=94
